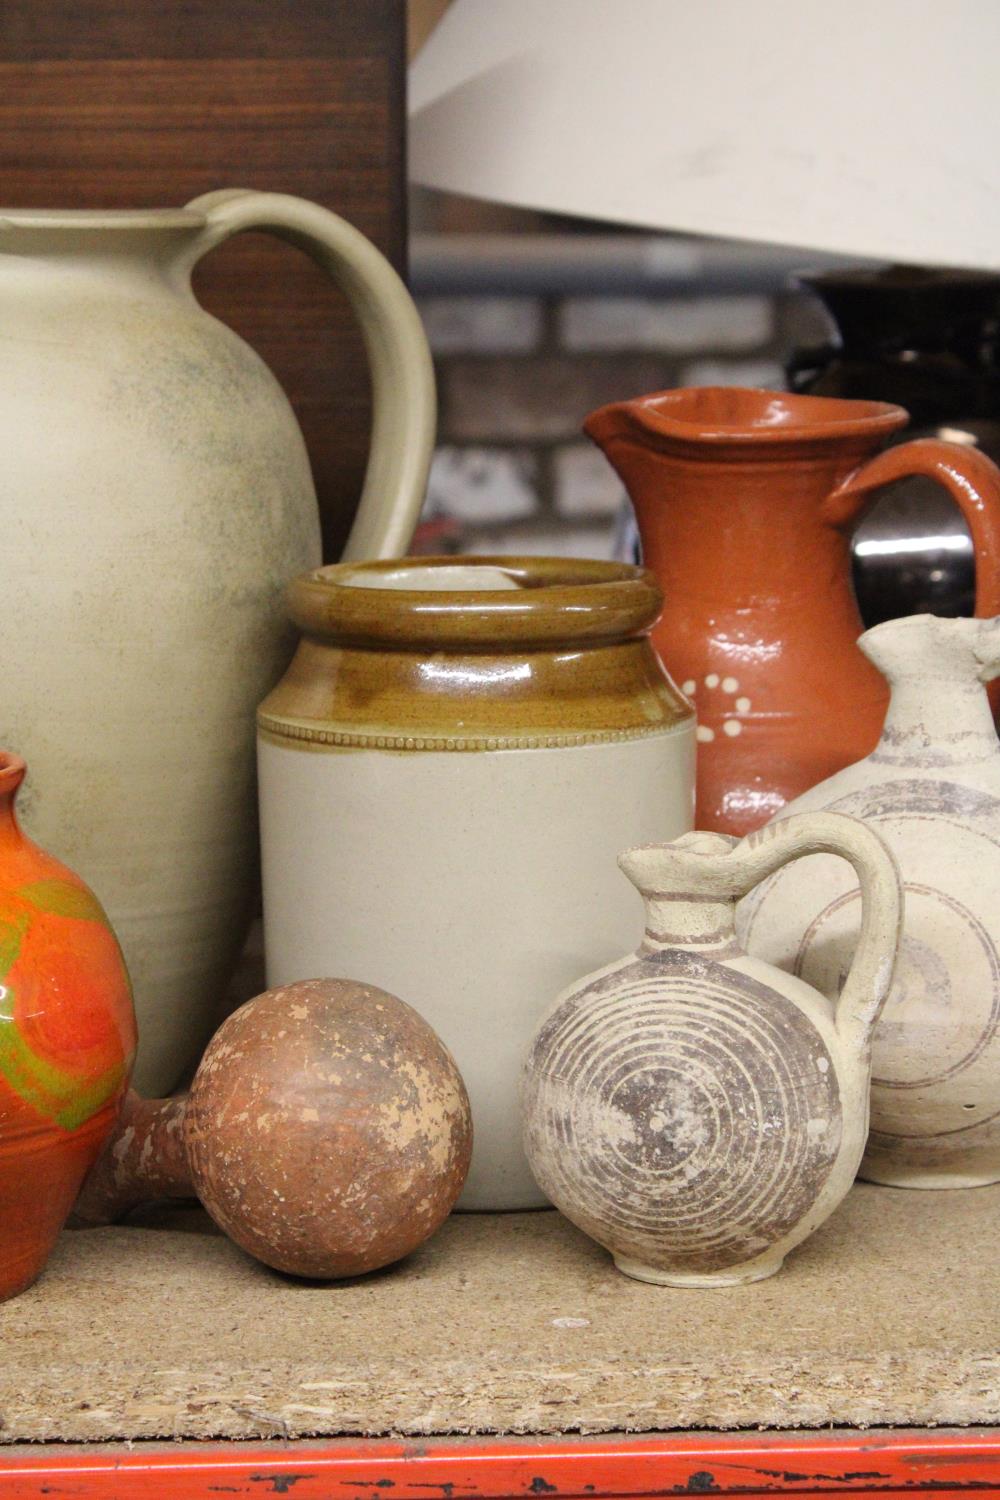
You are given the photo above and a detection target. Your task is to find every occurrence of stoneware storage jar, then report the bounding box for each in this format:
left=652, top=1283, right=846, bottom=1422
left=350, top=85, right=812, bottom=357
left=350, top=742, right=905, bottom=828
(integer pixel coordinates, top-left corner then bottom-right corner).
left=585, top=386, right=1000, bottom=836
left=0, top=752, right=136, bottom=1302
left=0, top=190, right=435, bottom=1094
left=523, top=813, right=901, bottom=1287
left=258, top=556, right=695, bottom=1209
left=739, top=614, right=1000, bottom=1188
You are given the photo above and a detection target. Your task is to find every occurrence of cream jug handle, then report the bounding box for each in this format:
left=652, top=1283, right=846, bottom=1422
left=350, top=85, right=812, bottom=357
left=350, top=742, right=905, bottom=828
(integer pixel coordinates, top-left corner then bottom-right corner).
left=731, top=812, right=902, bottom=1058
left=179, top=188, right=436, bottom=561
left=624, top=814, right=902, bottom=1057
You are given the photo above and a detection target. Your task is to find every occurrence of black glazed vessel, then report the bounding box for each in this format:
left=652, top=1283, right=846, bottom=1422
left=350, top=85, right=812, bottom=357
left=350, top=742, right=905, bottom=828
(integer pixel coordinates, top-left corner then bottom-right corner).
left=790, top=267, right=1000, bottom=625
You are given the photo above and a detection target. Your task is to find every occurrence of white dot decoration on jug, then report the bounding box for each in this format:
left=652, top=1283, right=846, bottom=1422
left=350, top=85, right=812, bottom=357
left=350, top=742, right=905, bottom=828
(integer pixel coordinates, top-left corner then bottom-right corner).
left=684, top=677, right=751, bottom=744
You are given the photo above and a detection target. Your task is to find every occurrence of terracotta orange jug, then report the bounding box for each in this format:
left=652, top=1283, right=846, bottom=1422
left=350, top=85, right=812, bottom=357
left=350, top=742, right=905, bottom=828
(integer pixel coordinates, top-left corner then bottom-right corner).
left=586, top=387, right=1000, bottom=834
left=0, top=752, right=136, bottom=1301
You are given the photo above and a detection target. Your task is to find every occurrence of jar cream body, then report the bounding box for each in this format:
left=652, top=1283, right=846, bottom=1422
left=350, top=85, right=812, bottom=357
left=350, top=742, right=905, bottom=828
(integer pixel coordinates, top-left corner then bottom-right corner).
left=258, top=558, right=695, bottom=1209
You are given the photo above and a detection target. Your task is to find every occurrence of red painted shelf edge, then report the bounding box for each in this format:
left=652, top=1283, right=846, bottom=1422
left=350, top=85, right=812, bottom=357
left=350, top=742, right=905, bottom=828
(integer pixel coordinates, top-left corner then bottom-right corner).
left=3, top=1430, right=1000, bottom=1500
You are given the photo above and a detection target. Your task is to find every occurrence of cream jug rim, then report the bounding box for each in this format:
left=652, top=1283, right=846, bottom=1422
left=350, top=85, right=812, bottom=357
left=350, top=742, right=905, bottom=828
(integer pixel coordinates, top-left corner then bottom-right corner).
left=0, top=208, right=205, bottom=232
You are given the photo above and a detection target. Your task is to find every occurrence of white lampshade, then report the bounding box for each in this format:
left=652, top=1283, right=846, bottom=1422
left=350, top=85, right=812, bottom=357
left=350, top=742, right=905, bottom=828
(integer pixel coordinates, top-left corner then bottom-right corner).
left=410, top=0, right=1000, bottom=269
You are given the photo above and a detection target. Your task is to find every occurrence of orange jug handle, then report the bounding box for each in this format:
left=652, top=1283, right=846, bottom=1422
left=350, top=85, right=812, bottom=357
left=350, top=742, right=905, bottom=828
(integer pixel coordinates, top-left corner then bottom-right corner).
left=178, top=189, right=436, bottom=562
left=824, top=438, right=1000, bottom=618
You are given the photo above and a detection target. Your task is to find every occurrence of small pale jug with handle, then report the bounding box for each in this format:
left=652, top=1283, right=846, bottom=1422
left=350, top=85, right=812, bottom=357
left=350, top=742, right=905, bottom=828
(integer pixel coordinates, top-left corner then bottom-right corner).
left=0, top=189, right=435, bottom=1094
left=522, top=812, right=902, bottom=1287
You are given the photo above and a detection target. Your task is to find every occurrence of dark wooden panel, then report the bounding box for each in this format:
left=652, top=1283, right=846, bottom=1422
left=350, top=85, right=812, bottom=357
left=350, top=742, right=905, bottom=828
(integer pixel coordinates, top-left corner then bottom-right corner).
left=0, top=1, right=406, bottom=560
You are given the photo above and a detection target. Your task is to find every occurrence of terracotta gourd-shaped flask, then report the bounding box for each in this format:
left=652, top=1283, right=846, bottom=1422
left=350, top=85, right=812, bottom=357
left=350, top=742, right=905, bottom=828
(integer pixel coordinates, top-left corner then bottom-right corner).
left=739, top=614, right=1000, bottom=1188
left=523, top=812, right=901, bottom=1287
left=585, top=386, right=1000, bottom=835
left=0, top=752, right=136, bottom=1301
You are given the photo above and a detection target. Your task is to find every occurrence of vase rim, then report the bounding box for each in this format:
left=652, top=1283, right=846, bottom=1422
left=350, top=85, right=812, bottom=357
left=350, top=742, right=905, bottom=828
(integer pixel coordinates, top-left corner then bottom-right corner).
left=585, top=386, right=908, bottom=450
left=285, top=555, right=663, bottom=651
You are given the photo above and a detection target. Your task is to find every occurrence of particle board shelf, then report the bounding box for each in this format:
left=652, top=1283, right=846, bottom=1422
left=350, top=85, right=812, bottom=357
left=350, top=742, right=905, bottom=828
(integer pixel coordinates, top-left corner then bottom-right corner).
left=3, top=1183, right=1000, bottom=1446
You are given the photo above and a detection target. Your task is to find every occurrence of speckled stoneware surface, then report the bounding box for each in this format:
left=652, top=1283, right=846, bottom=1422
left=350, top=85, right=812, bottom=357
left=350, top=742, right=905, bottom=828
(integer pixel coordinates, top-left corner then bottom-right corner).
left=740, top=614, right=1000, bottom=1187
left=0, top=192, right=435, bottom=1097
left=524, top=812, right=901, bottom=1286
left=258, top=557, right=695, bottom=1209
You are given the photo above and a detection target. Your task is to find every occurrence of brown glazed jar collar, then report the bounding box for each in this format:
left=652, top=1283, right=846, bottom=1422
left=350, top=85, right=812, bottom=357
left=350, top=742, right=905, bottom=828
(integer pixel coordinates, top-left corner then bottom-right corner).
left=286, top=556, right=664, bottom=651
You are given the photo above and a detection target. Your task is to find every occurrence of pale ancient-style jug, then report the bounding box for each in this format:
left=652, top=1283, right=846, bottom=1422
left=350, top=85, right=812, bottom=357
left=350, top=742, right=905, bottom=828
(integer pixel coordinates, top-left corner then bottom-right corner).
left=523, top=813, right=901, bottom=1286
left=739, top=614, right=1000, bottom=1188
left=0, top=190, right=435, bottom=1092
left=585, top=387, right=1000, bottom=836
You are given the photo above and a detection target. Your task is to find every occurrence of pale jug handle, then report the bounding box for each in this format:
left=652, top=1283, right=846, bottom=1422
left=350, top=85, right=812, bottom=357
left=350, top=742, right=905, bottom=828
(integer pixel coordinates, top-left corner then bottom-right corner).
left=179, top=188, right=436, bottom=561
left=728, top=812, right=902, bottom=1058
left=824, top=438, right=1000, bottom=617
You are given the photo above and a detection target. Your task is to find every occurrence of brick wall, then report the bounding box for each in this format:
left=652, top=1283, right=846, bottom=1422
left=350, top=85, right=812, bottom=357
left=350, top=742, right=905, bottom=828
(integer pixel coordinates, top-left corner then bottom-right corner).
left=413, top=285, right=828, bottom=559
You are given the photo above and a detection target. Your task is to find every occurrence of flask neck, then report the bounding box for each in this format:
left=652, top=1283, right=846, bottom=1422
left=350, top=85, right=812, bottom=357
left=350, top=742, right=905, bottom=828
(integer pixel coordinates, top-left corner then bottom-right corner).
left=876, top=676, right=1000, bottom=767
left=641, top=895, right=739, bottom=954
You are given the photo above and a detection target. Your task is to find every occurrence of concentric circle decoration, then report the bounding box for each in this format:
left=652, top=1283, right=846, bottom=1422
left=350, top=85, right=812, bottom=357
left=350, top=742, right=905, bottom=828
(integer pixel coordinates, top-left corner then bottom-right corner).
left=524, top=951, right=842, bottom=1275
left=742, top=777, right=1000, bottom=1151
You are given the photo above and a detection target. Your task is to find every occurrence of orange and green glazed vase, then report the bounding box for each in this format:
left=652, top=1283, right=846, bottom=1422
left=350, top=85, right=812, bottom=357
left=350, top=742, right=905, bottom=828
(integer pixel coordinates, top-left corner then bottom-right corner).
left=0, top=751, right=136, bottom=1301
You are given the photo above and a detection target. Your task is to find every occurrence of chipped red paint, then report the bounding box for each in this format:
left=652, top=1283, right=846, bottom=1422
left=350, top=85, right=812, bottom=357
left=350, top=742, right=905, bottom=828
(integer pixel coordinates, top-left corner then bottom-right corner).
left=3, top=1431, right=1000, bottom=1500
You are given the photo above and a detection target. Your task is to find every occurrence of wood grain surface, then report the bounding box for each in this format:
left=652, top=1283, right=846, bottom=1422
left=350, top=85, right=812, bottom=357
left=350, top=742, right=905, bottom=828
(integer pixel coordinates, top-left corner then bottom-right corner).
left=0, top=1, right=406, bottom=560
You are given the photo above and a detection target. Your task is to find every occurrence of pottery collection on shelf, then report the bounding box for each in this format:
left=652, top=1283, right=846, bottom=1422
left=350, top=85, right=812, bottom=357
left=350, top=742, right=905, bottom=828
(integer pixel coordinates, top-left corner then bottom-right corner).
left=3, top=181, right=1000, bottom=1306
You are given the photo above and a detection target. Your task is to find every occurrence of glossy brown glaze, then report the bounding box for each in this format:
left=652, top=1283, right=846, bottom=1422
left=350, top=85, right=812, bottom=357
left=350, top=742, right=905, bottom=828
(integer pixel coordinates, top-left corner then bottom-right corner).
left=260, top=556, right=690, bottom=750
left=585, top=387, right=1000, bottom=834
left=75, top=979, right=472, bottom=1280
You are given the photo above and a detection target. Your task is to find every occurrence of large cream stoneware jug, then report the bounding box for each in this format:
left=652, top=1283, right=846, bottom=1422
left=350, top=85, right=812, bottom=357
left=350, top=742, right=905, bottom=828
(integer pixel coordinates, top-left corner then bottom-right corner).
left=0, top=190, right=435, bottom=1093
